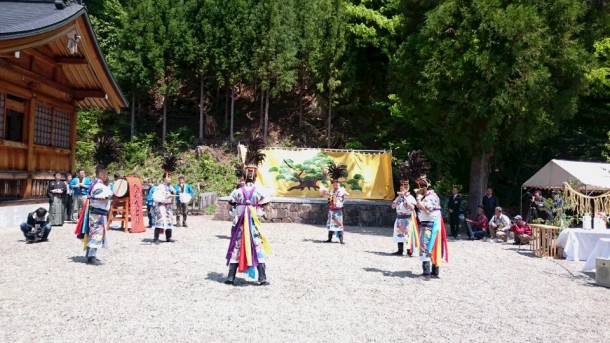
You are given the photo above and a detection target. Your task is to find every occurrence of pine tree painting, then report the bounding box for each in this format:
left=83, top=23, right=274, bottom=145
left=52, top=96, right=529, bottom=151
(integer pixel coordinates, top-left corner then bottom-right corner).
left=268, top=152, right=364, bottom=192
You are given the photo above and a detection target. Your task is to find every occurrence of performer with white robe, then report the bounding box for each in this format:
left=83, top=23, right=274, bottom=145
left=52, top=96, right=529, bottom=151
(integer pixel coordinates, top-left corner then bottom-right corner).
left=153, top=174, right=177, bottom=243
left=74, top=169, right=112, bottom=265
left=320, top=163, right=349, bottom=244
left=225, top=138, right=271, bottom=286
left=391, top=181, right=417, bottom=256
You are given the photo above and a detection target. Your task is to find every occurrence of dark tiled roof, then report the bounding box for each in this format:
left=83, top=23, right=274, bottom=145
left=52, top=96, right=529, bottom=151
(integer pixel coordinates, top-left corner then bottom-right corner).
left=0, top=1, right=85, bottom=39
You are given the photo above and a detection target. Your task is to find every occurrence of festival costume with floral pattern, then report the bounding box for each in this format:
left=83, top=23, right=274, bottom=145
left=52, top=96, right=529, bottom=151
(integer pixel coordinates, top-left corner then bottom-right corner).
left=392, top=193, right=419, bottom=255
left=226, top=183, right=271, bottom=281
left=152, top=183, right=176, bottom=243
left=225, top=138, right=271, bottom=285
left=74, top=179, right=112, bottom=261
left=418, top=188, right=448, bottom=276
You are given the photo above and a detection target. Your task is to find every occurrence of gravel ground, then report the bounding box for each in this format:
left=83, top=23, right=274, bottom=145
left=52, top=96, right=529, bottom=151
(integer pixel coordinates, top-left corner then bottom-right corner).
left=1, top=215, right=609, bottom=343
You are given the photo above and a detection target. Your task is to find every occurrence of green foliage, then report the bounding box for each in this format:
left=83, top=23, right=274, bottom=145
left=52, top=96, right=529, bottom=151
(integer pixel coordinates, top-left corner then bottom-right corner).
left=204, top=203, right=218, bottom=215
left=79, top=0, right=610, bottom=211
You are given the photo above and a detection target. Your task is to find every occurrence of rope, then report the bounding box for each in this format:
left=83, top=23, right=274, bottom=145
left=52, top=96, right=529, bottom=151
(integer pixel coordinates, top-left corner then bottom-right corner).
left=563, top=182, right=610, bottom=216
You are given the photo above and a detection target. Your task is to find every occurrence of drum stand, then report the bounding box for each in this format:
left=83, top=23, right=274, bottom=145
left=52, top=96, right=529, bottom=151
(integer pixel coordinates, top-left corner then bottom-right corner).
left=107, top=196, right=130, bottom=233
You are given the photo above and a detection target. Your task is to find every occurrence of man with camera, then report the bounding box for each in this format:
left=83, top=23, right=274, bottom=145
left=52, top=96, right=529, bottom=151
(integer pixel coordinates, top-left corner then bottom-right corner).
left=508, top=215, right=532, bottom=245
left=528, top=190, right=554, bottom=222
left=19, top=208, right=52, bottom=244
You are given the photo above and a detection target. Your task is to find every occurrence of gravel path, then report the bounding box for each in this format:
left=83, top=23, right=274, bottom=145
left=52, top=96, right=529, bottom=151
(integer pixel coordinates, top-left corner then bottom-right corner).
left=1, top=215, right=609, bottom=342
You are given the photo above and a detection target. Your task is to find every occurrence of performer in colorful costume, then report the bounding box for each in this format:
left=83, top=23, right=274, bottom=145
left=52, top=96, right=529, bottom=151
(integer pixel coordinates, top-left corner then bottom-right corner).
left=74, top=168, right=113, bottom=265
left=404, top=151, right=448, bottom=279
left=151, top=154, right=179, bottom=243
left=74, top=138, right=120, bottom=265
left=225, top=138, right=271, bottom=286
left=391, top=162, right=418, bottom=256
left=320, top=163, right=349, bottom=244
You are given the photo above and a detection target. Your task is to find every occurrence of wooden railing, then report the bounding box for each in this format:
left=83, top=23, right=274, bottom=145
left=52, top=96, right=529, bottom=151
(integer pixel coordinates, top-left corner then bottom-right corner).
left=530, top=224, right=561, bottom=258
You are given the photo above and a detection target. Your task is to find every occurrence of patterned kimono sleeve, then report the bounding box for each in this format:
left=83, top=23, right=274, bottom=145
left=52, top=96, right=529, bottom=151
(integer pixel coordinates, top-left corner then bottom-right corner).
left=230, top=188, right=242, bottom=204
left=255, top=187, right=269, bottom=205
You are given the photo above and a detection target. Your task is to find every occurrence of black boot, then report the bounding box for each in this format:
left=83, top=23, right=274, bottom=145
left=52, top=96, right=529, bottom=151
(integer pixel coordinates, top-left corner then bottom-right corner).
left=421, top=261, right=431, bottom=280
left=324, top=231, right=333, bottom=243
left=224, top=263, right=238, bottom=285
left=166, top=229, right=173, bottom=242
left=256, top=263, right=269, bottom=285
left=339, top=231, right=345, bottom=245
left=153, top=228, right=160, bottom=244
left=86, top=256, right=103, bottom=265
left=407, top=248, right=413, bottom=257
left=392, top=242, right=404, bottom=255
left=431, top=264, right=440, bottom=278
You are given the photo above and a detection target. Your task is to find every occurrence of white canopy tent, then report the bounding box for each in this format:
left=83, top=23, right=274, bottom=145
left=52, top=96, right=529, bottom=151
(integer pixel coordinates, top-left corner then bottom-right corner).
left=522, top=159, right=610, bottom=191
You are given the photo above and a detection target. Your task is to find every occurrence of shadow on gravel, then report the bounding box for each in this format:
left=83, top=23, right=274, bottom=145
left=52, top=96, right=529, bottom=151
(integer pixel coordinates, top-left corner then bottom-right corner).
left=215, top=235, right=231, bottom=240
left=140, top=238, right=178, bottom=244
left=365, top=250, right=406, bottom=257
left=363, top=267, right=420, bottom=279
left=302, top=238, right=333, bottom=244
left=69, top=256, right=88, bottom=264
left=205, top=272, right=263, bottom=287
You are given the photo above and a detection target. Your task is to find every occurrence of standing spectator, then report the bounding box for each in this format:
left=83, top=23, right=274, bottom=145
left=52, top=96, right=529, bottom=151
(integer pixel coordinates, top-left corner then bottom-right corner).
left=551, top=190, right=563, bottom=217
left=509, top=215, right=532, bottom=245
left=465, top=205, right=488, bottom=240
left=20, top=208, right=52, bottom=244
left=174, top=175, right=195, bottom=227
left=146, top=178, right=157, bottom=228
left=64, top=173, right=73, bottom=222
left=489, top=206, right=511, bottom=243
left=447, top=186, right=462, bottom=238
left=47, top=172, right=66, bottom=226
left=482, top=187, right=498, bottom=228
left=69, top=169, right=91, bottom=221
left=531, top=190, right=553, bottom=221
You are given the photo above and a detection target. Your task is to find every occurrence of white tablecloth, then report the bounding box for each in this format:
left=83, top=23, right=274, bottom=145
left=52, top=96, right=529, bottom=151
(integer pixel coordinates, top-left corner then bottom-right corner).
left=556, top=228, right=610, bottom=261
left=582, top=238, right=610, bottom=272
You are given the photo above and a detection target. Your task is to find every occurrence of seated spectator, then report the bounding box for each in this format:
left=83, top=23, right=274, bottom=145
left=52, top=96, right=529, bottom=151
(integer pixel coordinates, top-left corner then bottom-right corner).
left=489, top=206, right=511, bottom=243
left=509, top=215, right=532, bottom=245
left=20, top=207, right=52, bottom=244
left=465, top=205, right=488, bottom=240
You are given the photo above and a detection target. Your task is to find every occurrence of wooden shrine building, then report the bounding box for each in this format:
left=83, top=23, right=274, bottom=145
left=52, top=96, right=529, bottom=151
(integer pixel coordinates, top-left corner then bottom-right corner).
left=0, top=0, right=127, bottom=202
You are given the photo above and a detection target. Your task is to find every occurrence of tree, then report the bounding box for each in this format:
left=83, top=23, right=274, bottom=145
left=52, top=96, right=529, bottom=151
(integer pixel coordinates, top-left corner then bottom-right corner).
left=115, top=0, right=190, bottom=142
left=392, top=0, right=590, bottom=214
left=251, top=0, right=299, bottom=143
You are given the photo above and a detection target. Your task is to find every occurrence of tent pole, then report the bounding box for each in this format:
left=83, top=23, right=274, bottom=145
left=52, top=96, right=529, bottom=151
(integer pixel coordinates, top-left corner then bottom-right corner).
left=520, top=188, right=523, bottom=217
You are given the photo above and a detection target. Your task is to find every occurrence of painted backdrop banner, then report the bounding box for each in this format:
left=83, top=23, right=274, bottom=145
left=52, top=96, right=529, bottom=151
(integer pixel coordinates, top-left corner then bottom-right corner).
left=249, top=148, right=394, bottom=200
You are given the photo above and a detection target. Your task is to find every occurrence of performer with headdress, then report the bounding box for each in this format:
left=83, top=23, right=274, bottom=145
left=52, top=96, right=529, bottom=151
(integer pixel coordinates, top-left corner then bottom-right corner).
left=152, top=153, right=178, bottom=243
left=406, top=151, right=448, bottom=279
left=225, top=138, right=271, bottom=285
left=74, top=137, right=118, bottom=265
left=319, top=162, right=349, bottom=244
left=391, top=162, right=418, bottom=256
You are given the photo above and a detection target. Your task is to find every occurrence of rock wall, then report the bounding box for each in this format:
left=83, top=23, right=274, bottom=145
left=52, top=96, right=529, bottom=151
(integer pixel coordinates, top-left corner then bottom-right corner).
left=214, top=197, right=395, bottom=227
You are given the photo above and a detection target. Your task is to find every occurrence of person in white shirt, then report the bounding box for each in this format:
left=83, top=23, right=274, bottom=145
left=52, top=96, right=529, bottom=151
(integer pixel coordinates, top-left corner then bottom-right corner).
left=488, top=206, right=511, bottom=243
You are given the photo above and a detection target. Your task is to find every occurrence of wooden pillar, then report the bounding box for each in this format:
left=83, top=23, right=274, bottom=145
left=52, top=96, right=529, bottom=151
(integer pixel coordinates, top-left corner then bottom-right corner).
left=69, top=108, right=77, bottom=173
left=23, top=97, right=36, bottom=197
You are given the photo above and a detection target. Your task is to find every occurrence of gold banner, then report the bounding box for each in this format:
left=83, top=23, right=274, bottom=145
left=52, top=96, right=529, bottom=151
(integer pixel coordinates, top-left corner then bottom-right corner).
left=251, top=148, right=394, bottom=200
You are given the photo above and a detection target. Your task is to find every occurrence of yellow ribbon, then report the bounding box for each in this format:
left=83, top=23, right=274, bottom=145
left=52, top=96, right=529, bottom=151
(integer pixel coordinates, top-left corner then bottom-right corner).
left=249, top=206, right=272, bottom=255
